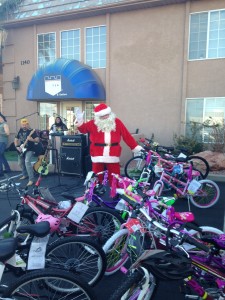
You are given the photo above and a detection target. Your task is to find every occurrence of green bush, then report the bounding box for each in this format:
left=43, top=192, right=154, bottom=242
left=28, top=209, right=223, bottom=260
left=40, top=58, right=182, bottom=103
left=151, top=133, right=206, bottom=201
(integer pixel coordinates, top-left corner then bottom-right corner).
left=173, top=134, right=203, bottom=155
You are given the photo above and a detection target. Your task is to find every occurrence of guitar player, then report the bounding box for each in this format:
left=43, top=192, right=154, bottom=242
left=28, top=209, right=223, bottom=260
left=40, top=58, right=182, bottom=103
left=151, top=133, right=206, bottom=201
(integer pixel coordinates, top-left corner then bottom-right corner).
left=14, top=118, right=39, bottom=186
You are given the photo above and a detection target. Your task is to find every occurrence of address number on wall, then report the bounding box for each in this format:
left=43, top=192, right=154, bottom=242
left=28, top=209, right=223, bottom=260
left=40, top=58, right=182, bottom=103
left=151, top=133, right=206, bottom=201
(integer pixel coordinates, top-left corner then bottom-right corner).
left=21, top=60, right=30, bottom=65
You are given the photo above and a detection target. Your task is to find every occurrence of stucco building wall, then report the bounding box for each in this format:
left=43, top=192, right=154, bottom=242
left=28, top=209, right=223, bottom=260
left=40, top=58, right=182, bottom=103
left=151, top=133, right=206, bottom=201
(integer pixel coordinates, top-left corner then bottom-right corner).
left=1, top=0, right=225, bottom=165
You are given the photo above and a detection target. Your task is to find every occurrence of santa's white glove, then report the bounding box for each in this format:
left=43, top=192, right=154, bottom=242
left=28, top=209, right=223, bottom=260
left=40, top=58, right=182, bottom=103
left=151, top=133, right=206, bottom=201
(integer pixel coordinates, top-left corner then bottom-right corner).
left=74, top=108, right=84, bottom=126
left=132, top=145, right=144, bottom=156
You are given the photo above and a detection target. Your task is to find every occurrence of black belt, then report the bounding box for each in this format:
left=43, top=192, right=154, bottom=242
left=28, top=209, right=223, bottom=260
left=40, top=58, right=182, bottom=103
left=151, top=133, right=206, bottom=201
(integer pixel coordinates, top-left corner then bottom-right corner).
left=94, top=143, right=119, bottom=147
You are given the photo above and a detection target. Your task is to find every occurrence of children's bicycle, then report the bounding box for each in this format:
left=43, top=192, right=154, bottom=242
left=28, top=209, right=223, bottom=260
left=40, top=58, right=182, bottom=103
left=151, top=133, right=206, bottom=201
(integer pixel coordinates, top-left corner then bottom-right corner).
left=107, top=194, right=224, bottom=300
left=0, top=208, right=107, bottom=287
left=152, top=161, right=220, bottom=209
left=103, top=176, right=222, bottom=276
left=2, top=174, right=124, bottom=245
left=0, top=220, right=96, bottom=299
left=124, top=144, right=210, bottom=183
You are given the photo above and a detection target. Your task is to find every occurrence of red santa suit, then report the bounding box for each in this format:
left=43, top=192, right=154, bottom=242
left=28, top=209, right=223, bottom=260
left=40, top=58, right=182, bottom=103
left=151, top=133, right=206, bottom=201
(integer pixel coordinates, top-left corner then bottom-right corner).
left=76, top=104, right=142, bottom=184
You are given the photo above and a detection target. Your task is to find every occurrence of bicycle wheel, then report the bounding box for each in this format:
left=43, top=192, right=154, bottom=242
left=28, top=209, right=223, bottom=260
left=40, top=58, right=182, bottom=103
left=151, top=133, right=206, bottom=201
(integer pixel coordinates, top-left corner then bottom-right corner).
left=108, top=268, right=157, bottom=300
left=124, top=156, right=146, bottom=180
left=189, top=225, right=223, bottom=237
left=75, top=207, right=124, bottom=245
left=188, top=179, right=220, bottom=208
left=187, top=155, right=210, bottom=179
left=3, top=268, right=95, bottom=299
left=46, top=236, right=106, bottom=286
left=103, top=228, right=130, bottom=275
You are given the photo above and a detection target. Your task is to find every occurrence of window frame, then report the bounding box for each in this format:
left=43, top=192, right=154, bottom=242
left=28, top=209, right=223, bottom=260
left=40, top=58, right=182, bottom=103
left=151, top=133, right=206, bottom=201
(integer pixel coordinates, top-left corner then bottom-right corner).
left=185, top=97, right=225, bottom=143
left=60, top=28, right=81, bottom=61
left=37, top=32, right=56, bottom=68
left=85, top=25, right=106, bottom=69
left=188, top=9, right=225, bottom=61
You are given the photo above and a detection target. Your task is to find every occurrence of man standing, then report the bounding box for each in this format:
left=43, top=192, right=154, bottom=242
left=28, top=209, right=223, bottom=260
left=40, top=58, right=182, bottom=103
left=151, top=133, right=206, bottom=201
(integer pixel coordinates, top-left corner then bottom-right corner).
left=14, top=119, right=39, bottom=186
left=0, top=112, right=11, bottom=177
left=75, top=103, right=143, bottom=184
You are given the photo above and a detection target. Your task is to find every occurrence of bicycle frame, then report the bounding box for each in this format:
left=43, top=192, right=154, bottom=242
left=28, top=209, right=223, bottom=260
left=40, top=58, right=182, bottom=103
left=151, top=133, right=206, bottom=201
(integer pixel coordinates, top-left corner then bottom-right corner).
left=153, top=163, right=199, bottom=205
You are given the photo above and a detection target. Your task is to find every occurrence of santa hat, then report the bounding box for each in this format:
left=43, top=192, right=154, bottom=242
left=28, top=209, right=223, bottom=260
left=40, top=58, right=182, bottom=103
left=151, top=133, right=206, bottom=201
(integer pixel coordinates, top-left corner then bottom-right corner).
left=94, top=104, right=111, bottom=117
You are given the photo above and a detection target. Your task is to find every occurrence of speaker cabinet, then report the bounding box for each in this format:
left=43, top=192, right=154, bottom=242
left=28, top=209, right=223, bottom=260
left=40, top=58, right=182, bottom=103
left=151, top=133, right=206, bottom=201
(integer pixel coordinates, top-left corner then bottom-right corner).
left=60, top=147, right=84, bottom=176
left=61, top=134, right=87, bottom=148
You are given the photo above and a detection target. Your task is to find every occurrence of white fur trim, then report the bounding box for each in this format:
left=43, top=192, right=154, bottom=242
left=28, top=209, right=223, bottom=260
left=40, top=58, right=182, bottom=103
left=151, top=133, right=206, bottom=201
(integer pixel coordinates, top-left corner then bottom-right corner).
left=91, top=156, right=120, bottom=163
left=132, top=145, right=143, bottom=153
left=94, top=106, right=111, bottom=117
left=103, top=132, right=111, bottom=156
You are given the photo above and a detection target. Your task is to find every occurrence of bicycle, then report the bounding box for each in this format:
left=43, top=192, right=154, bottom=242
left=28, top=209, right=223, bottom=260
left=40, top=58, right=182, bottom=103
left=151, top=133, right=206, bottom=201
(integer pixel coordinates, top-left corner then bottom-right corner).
left=107, top=194, right=222, bottom=300
left=152, top=161, right=220, bottom=209
left=0, top=209, right=107, bottom=287
left=124, top=140, right=210, bottom=182
left=103, top=175, right=223, bottom=275
left=0, top=223, right=96, bottom=299
left=138, top=137, right=210, bottom=179
left=3, top=174, right=124, bottom=245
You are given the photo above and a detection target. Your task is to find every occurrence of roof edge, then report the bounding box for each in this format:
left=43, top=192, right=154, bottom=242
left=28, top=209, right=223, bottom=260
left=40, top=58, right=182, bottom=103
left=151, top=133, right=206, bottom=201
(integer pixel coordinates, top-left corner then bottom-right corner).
left=2, top=0, right=187, bottom=29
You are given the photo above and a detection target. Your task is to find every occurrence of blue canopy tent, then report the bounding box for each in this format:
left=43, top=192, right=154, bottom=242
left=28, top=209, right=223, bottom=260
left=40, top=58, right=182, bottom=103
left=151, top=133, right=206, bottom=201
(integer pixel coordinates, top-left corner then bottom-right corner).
left=27, top=58, right=106, bottom=101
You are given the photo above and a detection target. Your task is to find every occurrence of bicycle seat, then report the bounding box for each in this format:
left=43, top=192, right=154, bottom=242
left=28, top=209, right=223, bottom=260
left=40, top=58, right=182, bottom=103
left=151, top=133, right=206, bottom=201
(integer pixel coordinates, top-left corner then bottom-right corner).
left=0, top=238, right=17, bottom=262
left=174, top=212, right=195, bottom=223
left=16, top=221, right=50, bottom=237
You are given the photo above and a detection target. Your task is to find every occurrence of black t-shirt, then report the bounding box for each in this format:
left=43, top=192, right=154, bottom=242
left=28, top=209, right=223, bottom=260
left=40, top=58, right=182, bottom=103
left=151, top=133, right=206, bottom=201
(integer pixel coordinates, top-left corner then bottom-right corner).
left=15, top=128, right=38, bottom=151
left=50, top=123, right=68, bottom=132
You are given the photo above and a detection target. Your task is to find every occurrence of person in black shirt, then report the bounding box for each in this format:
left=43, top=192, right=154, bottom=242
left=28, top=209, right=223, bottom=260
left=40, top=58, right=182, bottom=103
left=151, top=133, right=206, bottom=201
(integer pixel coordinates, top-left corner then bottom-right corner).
left=50, top=117, right=68, bottom=134
left=14, top=118, right=39, bottom=186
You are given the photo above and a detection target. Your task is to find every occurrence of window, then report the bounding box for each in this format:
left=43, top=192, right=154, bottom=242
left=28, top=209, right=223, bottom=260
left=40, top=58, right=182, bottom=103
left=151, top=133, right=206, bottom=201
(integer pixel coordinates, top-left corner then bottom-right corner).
left=39, top=103, right=57, bottom=130
left=85, top=26, right=106, bottom=68
left=61, top=29, right=80, bottom=61
left=189, top=9, right=225, bottom=60
left=85, top=102, right=102, bottom=121
left=38, top=33, right=56, bottom=67
left=186, top=98, right=225, bottom=142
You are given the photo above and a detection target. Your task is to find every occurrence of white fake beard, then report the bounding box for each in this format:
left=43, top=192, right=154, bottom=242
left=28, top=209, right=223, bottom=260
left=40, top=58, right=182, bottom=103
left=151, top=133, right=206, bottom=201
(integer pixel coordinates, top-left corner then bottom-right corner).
left=94, top=113, right=116, bottom=132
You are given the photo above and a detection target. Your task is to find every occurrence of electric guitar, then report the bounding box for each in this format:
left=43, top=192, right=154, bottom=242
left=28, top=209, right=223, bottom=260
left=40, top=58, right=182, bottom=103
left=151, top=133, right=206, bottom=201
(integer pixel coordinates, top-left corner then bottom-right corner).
left=17, top=129, right=35, bottom=157
left=33, top=140, right=51, bottom=175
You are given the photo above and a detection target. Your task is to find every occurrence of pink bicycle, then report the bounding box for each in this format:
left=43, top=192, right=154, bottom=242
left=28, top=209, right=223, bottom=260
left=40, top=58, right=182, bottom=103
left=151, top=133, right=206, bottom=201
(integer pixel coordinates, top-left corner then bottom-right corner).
left=152, top=161, right=220, bottom=209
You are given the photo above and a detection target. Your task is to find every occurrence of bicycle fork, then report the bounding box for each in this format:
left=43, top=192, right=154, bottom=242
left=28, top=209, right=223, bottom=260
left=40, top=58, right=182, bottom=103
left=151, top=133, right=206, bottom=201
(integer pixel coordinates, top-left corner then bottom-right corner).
left=183, top=276, right=214, bottom=300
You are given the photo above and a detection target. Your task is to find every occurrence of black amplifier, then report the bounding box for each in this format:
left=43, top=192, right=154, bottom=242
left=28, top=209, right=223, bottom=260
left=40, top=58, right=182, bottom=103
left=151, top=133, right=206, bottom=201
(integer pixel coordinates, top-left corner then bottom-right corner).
left=61, top=134, right=87, bottom=148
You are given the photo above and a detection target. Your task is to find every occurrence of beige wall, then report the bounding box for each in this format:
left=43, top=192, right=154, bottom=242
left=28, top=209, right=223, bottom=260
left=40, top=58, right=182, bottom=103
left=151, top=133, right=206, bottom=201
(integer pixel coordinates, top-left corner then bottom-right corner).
left=2, top=0, right=225, bottom=164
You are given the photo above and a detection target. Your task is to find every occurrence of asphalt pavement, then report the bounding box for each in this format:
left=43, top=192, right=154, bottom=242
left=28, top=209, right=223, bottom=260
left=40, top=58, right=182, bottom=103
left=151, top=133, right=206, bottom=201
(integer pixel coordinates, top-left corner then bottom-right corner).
left=0, top=171, right=224, bottom=299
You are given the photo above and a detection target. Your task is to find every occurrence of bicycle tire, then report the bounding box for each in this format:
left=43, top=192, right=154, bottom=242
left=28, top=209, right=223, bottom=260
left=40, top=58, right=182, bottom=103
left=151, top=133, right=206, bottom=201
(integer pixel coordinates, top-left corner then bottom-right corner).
left=46, top=236, right=106, bottom=286
left=189, top=225, right=223, bottom=237
left=103, top=228, right=130, bottom=275
left=188, top=179, right=220, bottom=208
left=108, top=269, right=157, bottom=300
left=124, top=156, right=146, bottom=180
left=75, top=207, right=124, bottom=245
left=187, top=155, right=210, bottom=179
left=3, top=268, right=96, bottom=299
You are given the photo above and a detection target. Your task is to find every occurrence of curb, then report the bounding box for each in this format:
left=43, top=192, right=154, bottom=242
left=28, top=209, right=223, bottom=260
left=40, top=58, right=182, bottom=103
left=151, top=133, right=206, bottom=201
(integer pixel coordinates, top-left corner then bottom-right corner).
left=208, top=173, right=225, bottom=182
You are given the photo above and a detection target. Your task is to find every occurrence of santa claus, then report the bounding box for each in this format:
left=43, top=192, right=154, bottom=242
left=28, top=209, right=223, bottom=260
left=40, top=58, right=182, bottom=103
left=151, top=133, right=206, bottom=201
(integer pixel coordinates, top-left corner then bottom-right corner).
left=75, top=103, right=143, bottom=184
